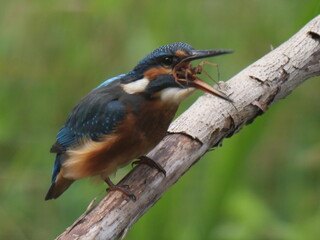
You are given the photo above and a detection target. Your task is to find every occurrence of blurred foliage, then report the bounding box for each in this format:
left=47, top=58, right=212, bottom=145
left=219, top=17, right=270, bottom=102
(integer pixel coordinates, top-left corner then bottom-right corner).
left=0, top=0, right=320, bottom=239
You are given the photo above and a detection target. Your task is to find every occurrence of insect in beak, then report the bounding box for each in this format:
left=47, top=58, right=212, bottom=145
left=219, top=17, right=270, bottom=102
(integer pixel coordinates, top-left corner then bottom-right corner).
left=173, top=49, right=233, bottom=102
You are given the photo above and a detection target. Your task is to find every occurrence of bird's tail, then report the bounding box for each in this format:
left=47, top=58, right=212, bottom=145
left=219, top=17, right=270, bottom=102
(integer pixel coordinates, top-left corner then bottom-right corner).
left=45, top=174, right=74, bottom=200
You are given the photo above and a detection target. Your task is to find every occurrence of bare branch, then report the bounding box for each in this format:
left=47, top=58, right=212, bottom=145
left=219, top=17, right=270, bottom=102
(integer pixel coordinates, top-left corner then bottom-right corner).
left=56, top=15, right=320, bottom=240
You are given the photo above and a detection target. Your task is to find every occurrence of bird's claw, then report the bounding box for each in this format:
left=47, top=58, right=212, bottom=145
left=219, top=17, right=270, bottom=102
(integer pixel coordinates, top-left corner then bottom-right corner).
left=106, top=185, right=136, bottom=201
left=132, top=156, right=166, bottom=176
left=105, top=177, right=136, bottom=201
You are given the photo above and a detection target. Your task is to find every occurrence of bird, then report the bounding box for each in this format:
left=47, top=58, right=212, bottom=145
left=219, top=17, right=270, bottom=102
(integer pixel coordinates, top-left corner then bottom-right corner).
left=45, top=42, right=232, bottom=200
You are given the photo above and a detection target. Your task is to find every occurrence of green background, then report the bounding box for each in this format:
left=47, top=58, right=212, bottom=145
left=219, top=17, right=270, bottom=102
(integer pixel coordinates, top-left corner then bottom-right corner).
left=1, top=0, right=320, bottom=239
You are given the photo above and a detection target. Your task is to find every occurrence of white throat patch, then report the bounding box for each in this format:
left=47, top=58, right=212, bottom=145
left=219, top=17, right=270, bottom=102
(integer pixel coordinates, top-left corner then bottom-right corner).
left=159, top=87, right=195, bottom=104
left=121, top=78, right=149, bottom=94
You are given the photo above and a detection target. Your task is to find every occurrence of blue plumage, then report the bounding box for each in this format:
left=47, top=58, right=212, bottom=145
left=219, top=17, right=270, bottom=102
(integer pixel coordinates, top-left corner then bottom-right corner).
left=95, top=74, right=125, bottom=89
left=48, top=74, right=128, bottom=188
left=131, top=43, right=194, bottom=75
left=49, top=99, right=126, bottom=185
left=51, top=154, right=62, bottom=183
left=56, top=100, right=126, bottom=150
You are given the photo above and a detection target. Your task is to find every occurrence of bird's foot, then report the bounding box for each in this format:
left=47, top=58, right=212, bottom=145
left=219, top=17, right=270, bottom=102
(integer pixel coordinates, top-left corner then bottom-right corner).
left=132, top=156, right=166, bottom=176
left=105, top=177, right=136, bottom=201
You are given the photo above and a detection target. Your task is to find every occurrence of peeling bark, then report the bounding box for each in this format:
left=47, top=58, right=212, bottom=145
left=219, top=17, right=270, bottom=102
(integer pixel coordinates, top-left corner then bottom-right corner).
left=56, top=15, right=320, bottom=240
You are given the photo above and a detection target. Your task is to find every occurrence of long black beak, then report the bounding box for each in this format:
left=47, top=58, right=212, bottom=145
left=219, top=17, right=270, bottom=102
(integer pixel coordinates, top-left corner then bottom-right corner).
left=182, top=49, right=233, bottom=62
left=188, top=78, right=232, bottom=102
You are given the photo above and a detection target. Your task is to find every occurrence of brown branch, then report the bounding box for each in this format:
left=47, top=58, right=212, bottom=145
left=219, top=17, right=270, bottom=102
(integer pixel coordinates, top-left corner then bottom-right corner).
left=56, top=15, right=320, bottom=240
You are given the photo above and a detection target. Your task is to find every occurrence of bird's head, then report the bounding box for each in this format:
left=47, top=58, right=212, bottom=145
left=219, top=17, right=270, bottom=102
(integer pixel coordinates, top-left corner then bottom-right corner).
left=121, top=42, right=232, bottom=104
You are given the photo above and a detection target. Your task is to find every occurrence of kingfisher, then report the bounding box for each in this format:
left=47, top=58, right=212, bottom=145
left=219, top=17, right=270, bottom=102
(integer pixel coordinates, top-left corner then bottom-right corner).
left=45, top=42, right=232, bottom=200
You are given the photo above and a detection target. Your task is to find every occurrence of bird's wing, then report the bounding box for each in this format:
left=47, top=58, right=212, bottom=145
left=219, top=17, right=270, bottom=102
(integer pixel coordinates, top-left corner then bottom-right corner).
left=50, top=76, right=126, bottom=154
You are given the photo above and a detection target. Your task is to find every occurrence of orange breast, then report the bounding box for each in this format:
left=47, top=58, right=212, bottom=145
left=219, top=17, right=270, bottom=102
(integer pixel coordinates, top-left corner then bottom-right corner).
left=62, top=100, right=178, bottom=180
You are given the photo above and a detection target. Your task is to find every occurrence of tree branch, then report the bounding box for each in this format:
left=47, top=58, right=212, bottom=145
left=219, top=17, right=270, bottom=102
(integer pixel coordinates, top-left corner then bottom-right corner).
left=56, top=15, right=320, bottom=240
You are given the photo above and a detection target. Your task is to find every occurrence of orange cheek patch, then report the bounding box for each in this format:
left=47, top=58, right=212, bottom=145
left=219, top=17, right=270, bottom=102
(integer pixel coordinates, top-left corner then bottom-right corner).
left=175, top=50, right=189, bottom=58
left=144, top=67, right=171, bottom=81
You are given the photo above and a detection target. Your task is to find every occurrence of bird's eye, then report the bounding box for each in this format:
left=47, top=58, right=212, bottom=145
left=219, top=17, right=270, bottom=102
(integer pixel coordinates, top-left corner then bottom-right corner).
left=161, top=56, right=174, bottom=66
